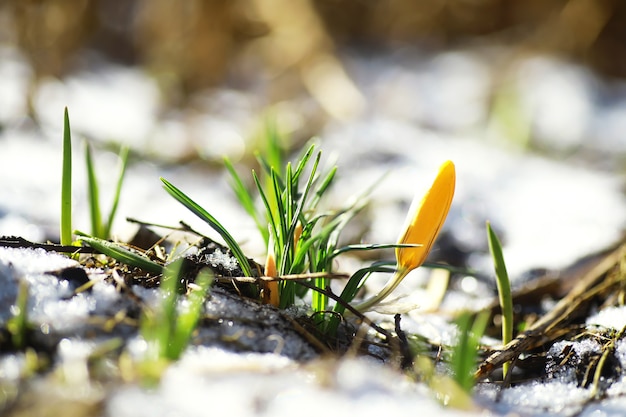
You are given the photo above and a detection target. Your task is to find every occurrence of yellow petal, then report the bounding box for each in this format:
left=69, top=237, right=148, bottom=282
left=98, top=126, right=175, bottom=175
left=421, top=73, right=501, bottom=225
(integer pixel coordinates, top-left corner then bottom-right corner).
left=354, top=160, right=456, bottom=312
left=396, top=160, right=456, bottom=273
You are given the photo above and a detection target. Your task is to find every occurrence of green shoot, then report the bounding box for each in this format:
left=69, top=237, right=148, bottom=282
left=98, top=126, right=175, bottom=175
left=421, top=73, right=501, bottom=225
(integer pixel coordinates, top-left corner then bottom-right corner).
left=7, top=280, right=30, bottom=350
left=224, top=157, right=268, bottom=244
left=325, top=261, right=396, bottom=335
left=139, top=260, right=212, bottom=383
left=85, top=143, right=103, bottom=238
left=486, top=221, right=513, bottom=377
left=224, top=136, right=385, bottom=312
left=105, top=145, right=129, bottom=238
left=415, top=354, right=476, bottom=410
left=60, top=107, right=73, bottom=246
left=168, top=270, right=212, bottom=357
left=85, top=143, right=130, bottom=239
left=451, top=311, right=489, bottom=393
left=74, top=231, right=163, bottom=274
left=160, top=178, right=254, bottom=277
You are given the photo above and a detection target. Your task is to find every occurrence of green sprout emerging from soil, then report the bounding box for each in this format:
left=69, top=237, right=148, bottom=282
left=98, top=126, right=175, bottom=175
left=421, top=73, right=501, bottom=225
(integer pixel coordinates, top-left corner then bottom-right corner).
left=486, top=221, right=514, bottom=378
left=60, top=108, right=130, bottom=246
left=138, top=260, right=212, bottom=384
left=85, top=141, right=130, bottom=239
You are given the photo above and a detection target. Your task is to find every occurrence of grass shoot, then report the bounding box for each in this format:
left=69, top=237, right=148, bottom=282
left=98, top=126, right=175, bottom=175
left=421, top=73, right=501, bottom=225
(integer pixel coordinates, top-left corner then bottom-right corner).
left=85, top=142, right=130, bottom=239
left=60, top=107, right=73, bottom=247
left=451, top=311, right=489, bottom=392
left=75, top=231, right=163, bottom=274
left=486, top=220, right=513, bottom=378
left=160, top=178, right=255, bottom=278
left=138, top=260, right=212, bottom=383
left=7, top=280, right=30, bottom=350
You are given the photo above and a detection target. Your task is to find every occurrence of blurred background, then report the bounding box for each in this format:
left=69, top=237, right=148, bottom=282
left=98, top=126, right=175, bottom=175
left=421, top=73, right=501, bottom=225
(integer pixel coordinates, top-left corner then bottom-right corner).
left=2, top=0, right=626, bottom=163
left=1, top=0, right=626, bottom=278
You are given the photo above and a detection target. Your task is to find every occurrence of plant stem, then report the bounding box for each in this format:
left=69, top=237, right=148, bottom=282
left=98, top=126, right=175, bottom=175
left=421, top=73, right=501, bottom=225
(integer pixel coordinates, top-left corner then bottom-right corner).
left=486, top=221, right=513, bottom=378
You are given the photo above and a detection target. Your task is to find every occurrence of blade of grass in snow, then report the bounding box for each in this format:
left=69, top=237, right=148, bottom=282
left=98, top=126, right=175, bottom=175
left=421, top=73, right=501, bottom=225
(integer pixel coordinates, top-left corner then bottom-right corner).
left=140, top=259, right=212, bottom=385
left=486, top=221, right=513, bottom=378
left=224, top=157, right=268, bottom=244
left=7, top=280, right=29, bottom=350
left=75, top=231, right=163, bottom=274
left=86, top=144, right=130, bottom=239
left=160, top=178, right=254, bottom=277
left=85, top=143, right=104, bottom=238
left=104, top=145, right=130, bottom=238
left=324, top=261, right=396, bottom=335
left=252, top=170, right=278, bottom=242
left=60, top=107, right=73, bottom=247
left=451, top=311, right=489, bottom=393
left=169, top=269, right=212, bottom=358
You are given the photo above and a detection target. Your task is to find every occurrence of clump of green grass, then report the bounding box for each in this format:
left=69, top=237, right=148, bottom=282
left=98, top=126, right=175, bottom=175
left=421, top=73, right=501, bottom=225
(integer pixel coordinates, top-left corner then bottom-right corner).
left=138, top=259, right=212, bottom=384
left=165, top=130, right=372, bottom=312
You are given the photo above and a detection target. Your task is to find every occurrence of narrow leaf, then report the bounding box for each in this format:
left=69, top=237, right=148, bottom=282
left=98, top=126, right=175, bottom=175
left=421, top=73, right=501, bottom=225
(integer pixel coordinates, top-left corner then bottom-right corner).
left=160, top=178, right=253, bottom=277
left=60, top=107, right=73, bottom=246
left=85, top=142, right=103, bottom=238
left=105, top=145, right=130, bottom=238
left=224, top=157, right=267, bottom=244
left=486, top=221, right=513, bottom=377
left=75, top=231, right=163, bottom=274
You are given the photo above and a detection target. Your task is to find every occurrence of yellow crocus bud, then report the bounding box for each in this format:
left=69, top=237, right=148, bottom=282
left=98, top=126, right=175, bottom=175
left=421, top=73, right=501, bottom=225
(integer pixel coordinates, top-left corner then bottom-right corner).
left=355, top=160, right=456, bottom=312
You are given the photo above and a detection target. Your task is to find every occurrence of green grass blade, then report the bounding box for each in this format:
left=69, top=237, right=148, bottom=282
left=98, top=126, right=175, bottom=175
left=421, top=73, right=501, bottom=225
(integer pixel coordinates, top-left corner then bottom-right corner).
left=309, top=165, right=337, bottom=212
left=160, top=178, right=253, bottom=277
left=169, top=269, right=212, bottom=359
left=75, top=231, right=163, bottom=274
left=324, top=261, right=396, bottom=335
left=224, top=157, right=268, bottom=244
left=451, top=311, right=489, bottom=392
left=7, top=280, right=29, bottom=349
left=104, top=145, right=130, bottom=238
left=60, top=107, right=73, bottom=246
left=252, top=170, right=278, bottom=240
left=331, top=243, right=420, bottom=259
left=291, top=144, right=315, bottom=183
left=159, top=261, right=179, bottom=358
left=263, top=116, right=283, bottom=176
left=486, top=221, right=513, bottom=377
left=85, top=142, right=104, bottom=238
left=269, top=169, right=288, bottom=261
left=256, top=152, right=286, bottom=191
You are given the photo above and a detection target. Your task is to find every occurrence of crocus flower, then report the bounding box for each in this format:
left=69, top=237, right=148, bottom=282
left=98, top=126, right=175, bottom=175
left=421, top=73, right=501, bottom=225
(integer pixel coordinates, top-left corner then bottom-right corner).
left=355, top=160, right=456, bottom=312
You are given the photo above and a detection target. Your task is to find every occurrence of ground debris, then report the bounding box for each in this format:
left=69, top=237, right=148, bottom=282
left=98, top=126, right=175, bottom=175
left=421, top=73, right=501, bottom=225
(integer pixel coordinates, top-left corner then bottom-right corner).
left=476, top=242, right=626, bottom=382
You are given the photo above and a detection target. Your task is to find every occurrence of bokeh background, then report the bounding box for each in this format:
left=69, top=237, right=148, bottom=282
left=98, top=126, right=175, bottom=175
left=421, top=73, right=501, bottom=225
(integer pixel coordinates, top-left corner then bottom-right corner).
left=3, top=0, right=626, bottom=164
left=6, top=0, right=626, bottom=88
left=1, top=0, right=626, bottom=278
